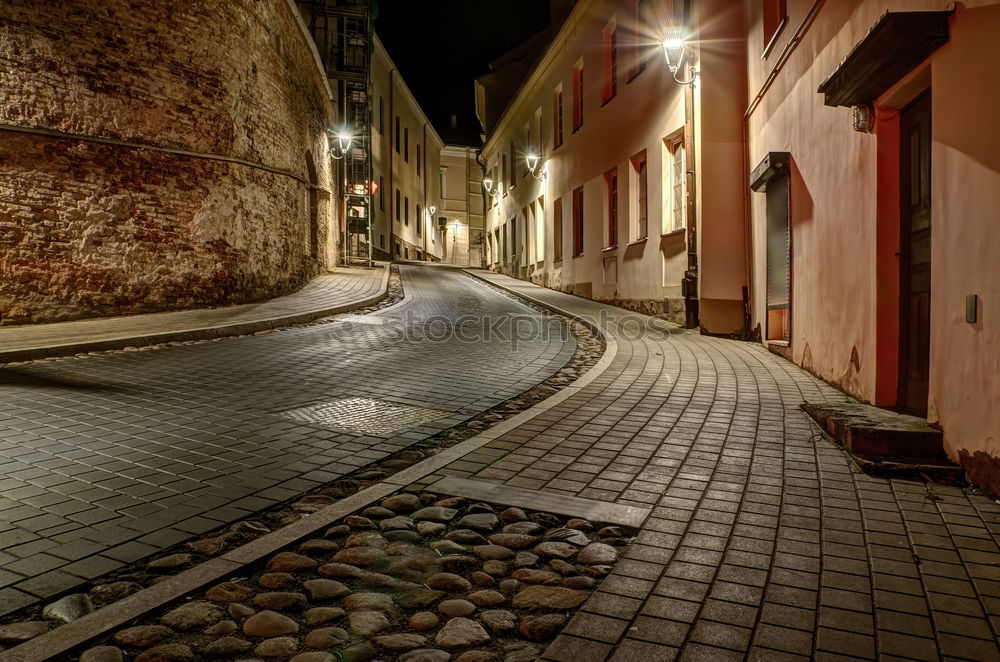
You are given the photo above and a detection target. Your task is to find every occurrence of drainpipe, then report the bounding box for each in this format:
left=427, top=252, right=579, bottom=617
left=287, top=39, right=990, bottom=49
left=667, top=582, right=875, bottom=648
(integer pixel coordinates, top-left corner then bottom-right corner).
left=422, top=123, right=427, bottom=260
left=388, top=69, right=395, bottom=260
left=683, top=75, right=699, bottom=329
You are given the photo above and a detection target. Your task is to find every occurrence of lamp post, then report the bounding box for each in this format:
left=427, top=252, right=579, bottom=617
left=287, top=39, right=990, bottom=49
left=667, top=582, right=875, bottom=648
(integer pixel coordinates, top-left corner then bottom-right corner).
left=661, top=29, right=700, bottom=328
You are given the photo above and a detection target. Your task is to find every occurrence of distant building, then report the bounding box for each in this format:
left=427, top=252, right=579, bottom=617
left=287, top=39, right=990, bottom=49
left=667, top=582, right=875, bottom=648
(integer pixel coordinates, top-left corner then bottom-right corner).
left=371, top=37, right=444, bottom=262
left=439, top=146, right=486, bottom=267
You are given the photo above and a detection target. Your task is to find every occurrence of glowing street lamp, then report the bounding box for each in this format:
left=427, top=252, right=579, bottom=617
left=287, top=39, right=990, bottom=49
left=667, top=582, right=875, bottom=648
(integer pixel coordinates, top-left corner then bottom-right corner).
left=483, top=177, right=497, bottom=196
left=661, top=31, right=698, bottom=85
left=330, top=130, right=353, bottom=160
left=525, top=152, right=546, bottom=181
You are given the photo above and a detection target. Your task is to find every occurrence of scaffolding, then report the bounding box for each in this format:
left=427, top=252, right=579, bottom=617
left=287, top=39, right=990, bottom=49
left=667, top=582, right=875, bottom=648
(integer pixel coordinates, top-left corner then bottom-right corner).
left=298, top=0, right=374, bottom=266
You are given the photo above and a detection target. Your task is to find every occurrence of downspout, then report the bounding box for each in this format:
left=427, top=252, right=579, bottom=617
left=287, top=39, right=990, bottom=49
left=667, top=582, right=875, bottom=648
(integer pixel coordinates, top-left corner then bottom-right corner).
left=389, top=68, right=396, bottom=259
left=475, top=149, right=488, bottom=268
left=422, top=122, right=428, bottom=260
left=683, top=74, right=699, bottom=329
left=742, top=0, right=827, bottom=338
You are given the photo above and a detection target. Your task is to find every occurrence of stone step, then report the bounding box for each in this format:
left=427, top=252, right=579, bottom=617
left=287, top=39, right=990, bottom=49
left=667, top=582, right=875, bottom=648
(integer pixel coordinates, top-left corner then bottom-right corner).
left=801, top=402, right=944, bottom=458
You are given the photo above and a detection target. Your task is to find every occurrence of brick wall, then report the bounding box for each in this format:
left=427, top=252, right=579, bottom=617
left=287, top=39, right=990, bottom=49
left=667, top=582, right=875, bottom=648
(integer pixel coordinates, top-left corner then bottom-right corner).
left=0, top=0, right=336, bottom=324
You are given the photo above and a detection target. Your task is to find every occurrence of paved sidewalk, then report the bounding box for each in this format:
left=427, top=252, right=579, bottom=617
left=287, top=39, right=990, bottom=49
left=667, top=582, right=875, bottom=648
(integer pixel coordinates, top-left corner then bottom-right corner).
left=425, top=270, right=1000, bottom=662
left=0, top=265, right=574, bottom=615
left=0, top=266, right=389, bottom=363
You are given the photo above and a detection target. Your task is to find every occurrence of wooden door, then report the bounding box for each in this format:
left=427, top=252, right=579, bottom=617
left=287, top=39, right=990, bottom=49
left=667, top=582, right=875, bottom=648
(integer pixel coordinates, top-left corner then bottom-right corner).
left=899, top=92, right=932, bottom=416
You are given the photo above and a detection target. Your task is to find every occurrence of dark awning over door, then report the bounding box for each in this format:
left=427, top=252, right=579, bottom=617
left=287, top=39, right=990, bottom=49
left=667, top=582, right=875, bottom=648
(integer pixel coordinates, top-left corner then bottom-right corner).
left=818, top=11, right=950, bottom=107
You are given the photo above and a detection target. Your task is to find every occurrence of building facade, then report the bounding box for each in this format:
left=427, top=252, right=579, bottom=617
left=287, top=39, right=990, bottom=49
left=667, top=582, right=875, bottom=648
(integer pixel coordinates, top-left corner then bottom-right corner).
left=745, top=0, right=1000, bottom=493
left=439, top=146, right=486, bottom=267
left=477, top=0, right=748, bottom=332
left=371, top=37, right=446, bottom=262
left=0, top=0, right=338, bottom=325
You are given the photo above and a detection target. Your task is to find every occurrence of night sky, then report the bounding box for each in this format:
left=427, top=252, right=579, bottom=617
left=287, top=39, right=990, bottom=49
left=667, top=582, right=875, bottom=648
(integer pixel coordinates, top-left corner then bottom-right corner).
left=374, top=0, right=553, bottom=146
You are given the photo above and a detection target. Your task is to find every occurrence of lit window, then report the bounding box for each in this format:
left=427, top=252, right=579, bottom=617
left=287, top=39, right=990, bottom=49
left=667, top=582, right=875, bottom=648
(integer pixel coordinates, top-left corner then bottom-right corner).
left=665, top=138, right=686, bottom=232
left=631, top=151, right=648, bottom=239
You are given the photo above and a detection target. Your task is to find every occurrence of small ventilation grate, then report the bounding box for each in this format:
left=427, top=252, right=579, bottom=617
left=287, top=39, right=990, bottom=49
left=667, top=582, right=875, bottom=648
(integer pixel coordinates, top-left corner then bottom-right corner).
left=279, top=397, right=450, bottom=436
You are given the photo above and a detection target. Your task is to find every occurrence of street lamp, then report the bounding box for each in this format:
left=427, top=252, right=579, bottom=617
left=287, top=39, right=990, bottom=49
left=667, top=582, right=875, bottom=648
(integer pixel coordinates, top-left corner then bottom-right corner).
left=330, top=130, right=353, bottom=160
left=525, top=151, right=546, bottom=181
left=661, top=31, right=698, bottom=85
left=483, top=177, right=497, bottom=196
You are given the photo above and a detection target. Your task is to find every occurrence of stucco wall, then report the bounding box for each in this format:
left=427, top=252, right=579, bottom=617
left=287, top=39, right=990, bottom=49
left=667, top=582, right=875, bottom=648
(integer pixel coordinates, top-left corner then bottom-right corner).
left=0, top=0, right=336, bottom=325
left=746, top=0, right=1000, bottom=490
left=371, top=38, right=445, bottom=262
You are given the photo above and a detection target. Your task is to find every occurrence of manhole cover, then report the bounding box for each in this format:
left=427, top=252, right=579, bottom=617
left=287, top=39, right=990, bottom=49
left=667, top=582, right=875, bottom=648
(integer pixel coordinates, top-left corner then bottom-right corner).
left=279, top=397, right=451, bottom=435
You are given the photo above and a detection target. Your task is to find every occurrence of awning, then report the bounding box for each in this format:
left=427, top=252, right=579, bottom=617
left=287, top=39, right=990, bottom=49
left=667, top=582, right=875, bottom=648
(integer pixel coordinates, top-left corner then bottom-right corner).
left=818, top=11, right=950, bottom=107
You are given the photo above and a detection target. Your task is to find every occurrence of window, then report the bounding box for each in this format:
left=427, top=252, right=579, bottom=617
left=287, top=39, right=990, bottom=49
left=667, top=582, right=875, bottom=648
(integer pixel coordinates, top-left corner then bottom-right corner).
left=440, top=167, right=447, bottom=199
left=572, top=186, right=584, bottom=256
left=417, top=145, right=421, bottom=175
left=664, top=137, right=686, bottom=232
left=604, top=168, right=618, bottom=247
left=629, top=0, right=649, bottom=79
left=553, top=86, right=564, bottom=149
left=416, top=204, right=422, bottom=236
left=379, top=177, right=385, bottom=211
left=631, top=151, right=648, bottom=239
left=509, top=142, right=517, bottom=188
left=763, top=0, right=787, bottom=57
left=395, top=116, right=400, bottom=152
left=404, top=127, right=409, bottom=162
left=521, top=124, right=529, bottom=178
left=380, top=234, right=385, bottom=248
left=378, top=97, right=384, bottom=134
left=404, top=196, right=409, bottom=225
left=395, top=188, right=400, bottom=220
left=602, top=22, right=618, bottom=103
left=553, top=197, right=563, bottom=262
left=572, top=63, right=584, bottom=131
left=501, top=154, right=508, bottom=195
left=509, top=218, right=517, bottom=259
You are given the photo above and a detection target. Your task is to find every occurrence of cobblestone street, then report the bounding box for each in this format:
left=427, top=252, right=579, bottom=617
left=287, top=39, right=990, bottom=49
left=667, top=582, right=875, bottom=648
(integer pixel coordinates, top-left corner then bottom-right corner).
left=1, top=265, right=998, bottom=662
left=0, top=266, right=573, bottom=614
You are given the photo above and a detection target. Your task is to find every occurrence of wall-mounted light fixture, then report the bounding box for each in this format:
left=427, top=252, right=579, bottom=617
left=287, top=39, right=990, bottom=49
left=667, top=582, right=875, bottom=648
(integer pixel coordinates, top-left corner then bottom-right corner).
left=661, top=31, right=698, bottom=85
left=525, top=151, right=547, bottom=181
left=329, top=130, right=353, bottom=160
left=425, top=204, right=437, bottom=221
left=452, top=219, right=461, bottom=235
left=483, top=177, right=497, bottom=196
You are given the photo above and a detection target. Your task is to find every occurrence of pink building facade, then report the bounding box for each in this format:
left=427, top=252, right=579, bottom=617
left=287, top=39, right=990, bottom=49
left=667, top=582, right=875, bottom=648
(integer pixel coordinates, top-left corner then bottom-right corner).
left=745, top=0, right=1000, bottom=493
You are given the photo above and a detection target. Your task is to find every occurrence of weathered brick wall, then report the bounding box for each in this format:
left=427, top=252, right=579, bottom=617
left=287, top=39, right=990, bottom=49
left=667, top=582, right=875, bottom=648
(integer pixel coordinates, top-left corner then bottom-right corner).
left=0, top=0, right=336, bottom=324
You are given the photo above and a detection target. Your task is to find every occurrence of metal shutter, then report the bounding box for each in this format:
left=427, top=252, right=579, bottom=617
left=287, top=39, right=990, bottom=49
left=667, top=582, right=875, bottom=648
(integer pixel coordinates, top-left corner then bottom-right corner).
left=766, top=174, right=790, bottom=310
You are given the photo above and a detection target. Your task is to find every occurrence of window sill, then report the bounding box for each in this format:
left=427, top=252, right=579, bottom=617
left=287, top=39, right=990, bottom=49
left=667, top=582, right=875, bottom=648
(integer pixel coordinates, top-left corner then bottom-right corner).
left=627, top=237, right=647, bottom=246
left=572, top=253, right=584, bottom=259
left=601, top=245, right=618, bottom=253
left=601, top=94, right=617, bottom=108
left=554, top=258, right=563, bottom=264
left=766, top=339, right=790, bottom=347
left=661, top=228, right=685, bottom=238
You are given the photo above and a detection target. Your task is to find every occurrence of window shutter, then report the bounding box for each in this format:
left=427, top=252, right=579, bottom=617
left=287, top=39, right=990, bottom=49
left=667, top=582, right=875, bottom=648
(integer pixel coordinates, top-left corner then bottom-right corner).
left=766, top=174, right=790, bottom=309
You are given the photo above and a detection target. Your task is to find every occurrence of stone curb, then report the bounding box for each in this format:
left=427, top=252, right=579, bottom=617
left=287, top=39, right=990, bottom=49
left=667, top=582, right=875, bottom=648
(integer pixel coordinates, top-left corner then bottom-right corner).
left=0, top=265, right=618, bottom=662
left=0, top=264, right=391, bottom=364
